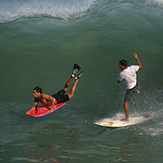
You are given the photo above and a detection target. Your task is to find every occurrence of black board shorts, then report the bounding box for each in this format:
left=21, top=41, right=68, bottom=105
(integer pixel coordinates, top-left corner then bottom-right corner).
left=52, top=89, right=69, bottom=104
left=124, top=85, right=138, bottom=102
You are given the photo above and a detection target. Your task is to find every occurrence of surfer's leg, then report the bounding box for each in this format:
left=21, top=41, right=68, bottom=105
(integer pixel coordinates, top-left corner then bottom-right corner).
left=124, top=89, right=131, bottom=121
left=64, top=77, right=73, bottom=92
left=64, top=64, right=81, bottom=92
left=68, top=70, right=84, bottom=99
left=68, top=79, right=79, bottom=99
left=124, top=101, right=129, bottom=121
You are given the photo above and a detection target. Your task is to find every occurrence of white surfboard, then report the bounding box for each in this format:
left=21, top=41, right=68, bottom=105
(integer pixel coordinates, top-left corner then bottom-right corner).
left=94, top=115, right=150, bottom=128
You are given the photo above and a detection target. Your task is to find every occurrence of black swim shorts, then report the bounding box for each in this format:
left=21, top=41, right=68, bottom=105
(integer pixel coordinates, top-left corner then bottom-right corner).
left=124, top=85, right=138, bottom=102
left=52, top=89, right=69, bottom=104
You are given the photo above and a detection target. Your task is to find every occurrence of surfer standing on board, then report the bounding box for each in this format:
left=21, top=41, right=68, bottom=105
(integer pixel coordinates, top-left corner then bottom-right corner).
left=26, top=64, right=84, bottom=115
left=118, top=52, right=142, bottom=121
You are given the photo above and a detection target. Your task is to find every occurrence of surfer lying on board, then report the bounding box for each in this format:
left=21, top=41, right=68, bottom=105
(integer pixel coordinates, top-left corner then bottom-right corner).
left=26, top=64, right=84, bottom=115
left=118, top=52, right=142, bottom=121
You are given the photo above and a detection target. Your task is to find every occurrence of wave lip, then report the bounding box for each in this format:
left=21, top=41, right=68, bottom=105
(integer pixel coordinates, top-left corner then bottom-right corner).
left=0, top=0, right=97, bottom=23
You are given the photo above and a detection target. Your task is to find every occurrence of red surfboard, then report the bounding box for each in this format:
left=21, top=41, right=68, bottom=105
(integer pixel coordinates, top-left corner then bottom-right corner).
left=27, top=103, right=66, bottom=118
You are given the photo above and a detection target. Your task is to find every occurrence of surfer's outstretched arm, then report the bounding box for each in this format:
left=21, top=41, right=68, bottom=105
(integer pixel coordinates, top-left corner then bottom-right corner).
left=133, top=52, right=142, bottom=70
left=26, top=101, right=38, bottom=115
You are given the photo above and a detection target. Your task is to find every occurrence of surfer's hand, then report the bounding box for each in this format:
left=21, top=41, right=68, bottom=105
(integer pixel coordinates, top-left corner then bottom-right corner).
left=26, top=111, right=29, bottom=115
left=133, top=52, right=138, bottom=59
left=50, top=109, right=53, bottom=113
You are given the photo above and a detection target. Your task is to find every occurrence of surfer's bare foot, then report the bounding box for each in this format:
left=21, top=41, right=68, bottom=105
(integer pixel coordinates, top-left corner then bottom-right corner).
left=121, top=118, right=129, bottom=122
left=125, top=118, right=129, bottom=121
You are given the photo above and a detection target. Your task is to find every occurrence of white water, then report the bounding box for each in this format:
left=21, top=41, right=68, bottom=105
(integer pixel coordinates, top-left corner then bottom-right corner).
left=0, top=0, right=97, bottom=23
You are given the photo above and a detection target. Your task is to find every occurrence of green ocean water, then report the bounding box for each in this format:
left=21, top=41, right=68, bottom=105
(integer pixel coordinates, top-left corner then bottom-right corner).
left=0, top=0, right=163, bottom=162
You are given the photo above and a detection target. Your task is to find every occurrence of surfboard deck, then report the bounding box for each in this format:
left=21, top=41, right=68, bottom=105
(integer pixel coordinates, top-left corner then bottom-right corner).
left=94, top=115, right=150, bottom=128
left=27, top=103, right=66, bottom=118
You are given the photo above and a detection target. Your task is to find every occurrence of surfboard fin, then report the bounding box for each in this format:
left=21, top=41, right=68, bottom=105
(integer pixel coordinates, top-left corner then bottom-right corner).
left=72, top=64, right=81, bottom=76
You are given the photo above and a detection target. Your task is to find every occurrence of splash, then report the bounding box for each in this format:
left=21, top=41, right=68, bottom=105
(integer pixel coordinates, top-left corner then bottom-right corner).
left=0, top=0, right=97, bottom=23
left=96, top=112, right=125, bottom=123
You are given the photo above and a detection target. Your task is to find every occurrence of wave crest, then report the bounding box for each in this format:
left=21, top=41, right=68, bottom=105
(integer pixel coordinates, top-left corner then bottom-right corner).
left=0, top=0, right=97, bottom=23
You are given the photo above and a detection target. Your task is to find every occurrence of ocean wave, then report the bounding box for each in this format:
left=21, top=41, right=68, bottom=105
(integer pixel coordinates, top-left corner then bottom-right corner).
left=149, top=0, right=163, bottom=5
left=0, top=0, right=97, bottom=23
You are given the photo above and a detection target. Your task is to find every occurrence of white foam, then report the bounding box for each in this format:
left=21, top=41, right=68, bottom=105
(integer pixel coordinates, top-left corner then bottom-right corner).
left=97, top=112, right=124, bottom=123
left=96, top=106, right=163, bottom=137
left=0, top=0, right=97, bottom=23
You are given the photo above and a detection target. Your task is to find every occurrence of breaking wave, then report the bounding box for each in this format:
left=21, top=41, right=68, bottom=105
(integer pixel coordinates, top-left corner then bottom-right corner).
left=0, top=0, right=97, bottom=23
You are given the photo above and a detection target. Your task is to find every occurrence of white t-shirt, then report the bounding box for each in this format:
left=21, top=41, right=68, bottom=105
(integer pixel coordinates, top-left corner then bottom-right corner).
left=118, top=65, right=139, bottom=89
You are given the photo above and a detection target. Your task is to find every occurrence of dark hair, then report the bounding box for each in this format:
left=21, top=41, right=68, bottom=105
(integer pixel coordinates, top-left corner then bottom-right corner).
left=119, top=59, right=127, bottom=67
left=33, top=86, right=42, bottom=93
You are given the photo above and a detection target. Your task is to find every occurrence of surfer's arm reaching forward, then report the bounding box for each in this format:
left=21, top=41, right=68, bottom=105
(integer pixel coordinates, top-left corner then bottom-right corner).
left=26, top=100, right=39, bottom=115
left=133, top=52, right=142, bottom=70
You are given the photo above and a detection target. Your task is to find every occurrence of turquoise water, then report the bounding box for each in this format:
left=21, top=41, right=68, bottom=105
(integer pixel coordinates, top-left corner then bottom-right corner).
left=0, top=0, right=163, bottom=162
